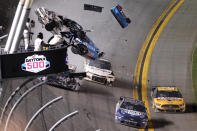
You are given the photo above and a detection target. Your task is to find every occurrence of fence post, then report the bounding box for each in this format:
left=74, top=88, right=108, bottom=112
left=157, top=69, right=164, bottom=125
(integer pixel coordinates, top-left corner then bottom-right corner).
left=4, top=80, right=46, bottom=131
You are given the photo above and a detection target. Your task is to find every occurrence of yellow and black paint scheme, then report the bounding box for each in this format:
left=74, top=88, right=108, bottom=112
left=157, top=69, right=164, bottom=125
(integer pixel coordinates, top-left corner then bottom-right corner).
left=152, top=87, right=186, bottom=112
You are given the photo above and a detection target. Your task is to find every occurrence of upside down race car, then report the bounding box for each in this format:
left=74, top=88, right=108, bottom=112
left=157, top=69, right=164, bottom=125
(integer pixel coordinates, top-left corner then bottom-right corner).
left=35, top=7, right=104, bottom=60
left=151, top=87, right=186, bottom=112
left=115, top=97, right=148, bottom=128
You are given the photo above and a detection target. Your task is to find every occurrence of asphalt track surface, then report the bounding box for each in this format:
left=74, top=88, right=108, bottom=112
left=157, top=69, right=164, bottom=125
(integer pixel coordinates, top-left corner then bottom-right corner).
left=0, top=0, right=197, bottom=131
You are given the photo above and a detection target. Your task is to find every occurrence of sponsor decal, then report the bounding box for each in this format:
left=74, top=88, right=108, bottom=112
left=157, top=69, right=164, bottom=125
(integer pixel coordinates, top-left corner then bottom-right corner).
left=121, top=109, right=142, bottom=116
left=21, top=54, right=50, bottom=73
left=157, top=97, right=181, bottom=100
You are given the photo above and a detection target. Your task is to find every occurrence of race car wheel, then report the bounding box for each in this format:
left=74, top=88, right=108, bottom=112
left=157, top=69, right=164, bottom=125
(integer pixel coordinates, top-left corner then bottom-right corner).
left=140, top=123, right=147, bottom=129
left=154, top=107, right=159, bottom=112
left=73, top=83, right=80, bottom=91
left=106, top=81, right=113, bottom=86
left=117, top=5, right=122, bottom=11
left=77, top=44, right=88, bottom=55
left=115, top=116, right=118, bottom=121
left=71, top=46, right=79, bottom=54
left=126, top=18, right=131, bottom=24
left=181, top=109, right=186, bottom=113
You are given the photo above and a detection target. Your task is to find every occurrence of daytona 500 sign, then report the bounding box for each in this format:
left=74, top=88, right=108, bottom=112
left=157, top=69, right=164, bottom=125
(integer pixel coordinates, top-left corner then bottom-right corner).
left=21, top=54, right=50, bottom=73
left=0, top=47, right=68, bottom=79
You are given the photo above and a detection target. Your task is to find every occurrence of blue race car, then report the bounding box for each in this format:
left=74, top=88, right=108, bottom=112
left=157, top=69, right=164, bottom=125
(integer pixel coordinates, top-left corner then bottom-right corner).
left=111, top=4, right=131, bottom=28
left=70, top=35, right=104, bottom=60
left=35, top=7, right=104, bottom=60
left=115, top=97, right=148, bottom=128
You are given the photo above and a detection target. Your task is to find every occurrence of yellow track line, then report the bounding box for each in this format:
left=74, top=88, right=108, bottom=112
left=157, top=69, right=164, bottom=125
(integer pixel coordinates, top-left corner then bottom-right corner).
left=142, top=0, right=184, bottom=116
left=133, top=0, right=184, bottom=131
left=142, top=0, right=184, bottom=131
left=133, top=0, right=178, bottom=99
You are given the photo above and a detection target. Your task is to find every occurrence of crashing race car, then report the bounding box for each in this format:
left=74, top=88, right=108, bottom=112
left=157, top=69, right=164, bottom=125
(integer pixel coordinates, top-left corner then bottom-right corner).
left=35, top=7, right=64, bottom=34
left=84, top=59, right=115, bottom=86
left=151, top=86, right=186, bottom=112
left=46, top=74, right=81, bottom=91
left=115, top=97, right=148, bottom=128
left=40, top=65, right=86, bottom=91
left=111, top=4, right=131, bottom=28
left=61, top=31, right=104, bottom=60
left=35, top=7, right=104, bottom=60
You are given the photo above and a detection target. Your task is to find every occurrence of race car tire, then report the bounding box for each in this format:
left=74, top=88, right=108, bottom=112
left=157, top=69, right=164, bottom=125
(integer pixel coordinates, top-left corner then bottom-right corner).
left=106, top=81, right=113, bottom=86
left=115, top=116, right=118, bottom=121
left=73, top=83, right=80, bottom=91
left=98, top=52, right=104, bottom=57
left=45, top=20, right=59, bottom=31
left=140, top=124, right=147, bottom=129
left=181, top=109, right=186, bottom=113
left=77, top=44, right=88, bottom=55
left=154, top=107, right=159, bottom=112
left=71, top=46, right=79, bottom=54
left=126, top=18, right=131, bottom=24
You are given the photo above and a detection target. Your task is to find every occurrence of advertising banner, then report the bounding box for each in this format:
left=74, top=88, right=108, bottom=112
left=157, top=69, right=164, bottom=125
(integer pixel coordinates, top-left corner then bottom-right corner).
left=0, top=47, right=68, bottom=79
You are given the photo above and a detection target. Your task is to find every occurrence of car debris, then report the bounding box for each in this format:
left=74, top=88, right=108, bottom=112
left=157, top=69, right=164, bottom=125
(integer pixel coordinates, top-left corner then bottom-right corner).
left=41, top=65, right=86, bottom=91
left=111, top=4, right=131, bottom=28
left=84, top=4, right=103, bottom=13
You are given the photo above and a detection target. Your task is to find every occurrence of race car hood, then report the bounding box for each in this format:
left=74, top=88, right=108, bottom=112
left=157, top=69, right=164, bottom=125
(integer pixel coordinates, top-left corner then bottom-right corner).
left=154, top=97, right=185, bottom=105
left=117, top=108, right=148, bottom=120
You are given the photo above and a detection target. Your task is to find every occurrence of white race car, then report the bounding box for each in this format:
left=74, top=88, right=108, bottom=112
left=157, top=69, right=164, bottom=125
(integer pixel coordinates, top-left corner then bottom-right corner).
left=84, top=59, right=115, bottom=86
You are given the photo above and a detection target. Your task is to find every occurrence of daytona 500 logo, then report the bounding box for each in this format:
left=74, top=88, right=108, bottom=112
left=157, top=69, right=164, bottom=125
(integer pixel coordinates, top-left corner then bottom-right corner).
left=21, top=54, right=50, bottom=73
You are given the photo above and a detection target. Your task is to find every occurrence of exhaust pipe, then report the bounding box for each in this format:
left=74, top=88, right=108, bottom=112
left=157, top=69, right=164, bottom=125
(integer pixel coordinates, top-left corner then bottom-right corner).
left=4, top=0, right=25, bottom=53
left=9, top=0, right=34, bottom=54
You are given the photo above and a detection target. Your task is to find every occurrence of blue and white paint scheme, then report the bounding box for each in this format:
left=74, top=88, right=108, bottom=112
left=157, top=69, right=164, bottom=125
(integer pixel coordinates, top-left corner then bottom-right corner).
left=115, top=97, right=148, bottom=128
left=111, top=4, right=131, bottom=28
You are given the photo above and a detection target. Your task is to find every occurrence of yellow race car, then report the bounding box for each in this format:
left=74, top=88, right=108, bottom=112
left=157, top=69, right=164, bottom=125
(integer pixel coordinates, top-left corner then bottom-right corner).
left=151, top=87, right=186, bottom=112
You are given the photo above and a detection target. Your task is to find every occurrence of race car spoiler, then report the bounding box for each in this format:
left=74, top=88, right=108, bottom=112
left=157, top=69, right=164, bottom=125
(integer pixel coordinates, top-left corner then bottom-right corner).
left=0, top=47, right=68, bottom=79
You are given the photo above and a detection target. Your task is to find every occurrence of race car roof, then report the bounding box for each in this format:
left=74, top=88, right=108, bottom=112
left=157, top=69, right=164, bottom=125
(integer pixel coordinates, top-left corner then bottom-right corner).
left=157, top=87, right=178, bottom=91
left=121, top=97, right=145, bottom=106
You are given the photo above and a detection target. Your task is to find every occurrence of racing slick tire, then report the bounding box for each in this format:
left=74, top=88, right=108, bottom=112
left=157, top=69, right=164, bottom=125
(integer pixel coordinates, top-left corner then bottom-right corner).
left=126, top=18, right=131, bottom=24
left=71, top=46, right=80, bottom=54
left=140, top=124, right=147, bottom=129
left=77, top=44, right=88, bottom=55
left=181, top=109, right=186, bottom=113
left=45, top=20, right=59, bottom=31
left=154, top=107, right=159, bottom=112
left=98, top=52, right=104, bottom=58
left=105, top=81, right=113, bottom=86
left=71, top=44, right=88, bottom=55
left=73, top=83, right=80, bottom=91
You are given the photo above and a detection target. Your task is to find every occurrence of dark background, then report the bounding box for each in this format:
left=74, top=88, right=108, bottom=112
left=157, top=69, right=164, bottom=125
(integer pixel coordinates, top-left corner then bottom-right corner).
left=0, top=0, right=18, bottom=33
